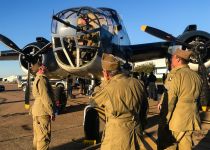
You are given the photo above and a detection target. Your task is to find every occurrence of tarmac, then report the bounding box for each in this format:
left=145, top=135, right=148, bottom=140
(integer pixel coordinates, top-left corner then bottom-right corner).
left=0, top=83, right=209, bottom=150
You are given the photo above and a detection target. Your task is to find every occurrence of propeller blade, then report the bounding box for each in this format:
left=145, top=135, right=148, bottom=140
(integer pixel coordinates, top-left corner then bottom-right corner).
left=141, top=25, right=176, bottom=41
left=24, top=63, right=31, bottom=109
left=141, top=25, right=191, bottom=48
left=0, top=34, right=25, bottom=55
left=33, top=42, right=52, bottom=57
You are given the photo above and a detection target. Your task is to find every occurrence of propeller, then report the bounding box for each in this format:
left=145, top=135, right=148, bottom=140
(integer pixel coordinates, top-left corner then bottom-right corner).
left=141, top=25, right=210, bottom=110
left=141, top=25, right=191, bottom=48
left=33, top=42, right=52, bottom=57
left=0, top=34, right=51, bottom=109
left=0, top=34, right=25, bottom=55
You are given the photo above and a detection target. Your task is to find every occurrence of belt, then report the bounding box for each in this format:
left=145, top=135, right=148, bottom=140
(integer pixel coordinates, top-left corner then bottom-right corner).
left=179, top=98, right=198, bottom=103
left=107, top=115, right=140, bottom=123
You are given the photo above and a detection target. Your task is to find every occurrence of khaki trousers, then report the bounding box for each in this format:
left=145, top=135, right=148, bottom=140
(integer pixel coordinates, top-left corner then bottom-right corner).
left=165, top=131, right=193, bottom=150
left=33, top=116, right=51, bottom=150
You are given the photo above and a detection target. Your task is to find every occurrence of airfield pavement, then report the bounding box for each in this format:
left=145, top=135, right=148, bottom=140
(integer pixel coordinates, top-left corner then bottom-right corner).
left=0, top=83, right=209, bottom=150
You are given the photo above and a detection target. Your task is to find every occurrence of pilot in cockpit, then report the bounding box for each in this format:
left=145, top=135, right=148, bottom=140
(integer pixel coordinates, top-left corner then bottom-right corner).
left=77, top=13, right=99, bottom=47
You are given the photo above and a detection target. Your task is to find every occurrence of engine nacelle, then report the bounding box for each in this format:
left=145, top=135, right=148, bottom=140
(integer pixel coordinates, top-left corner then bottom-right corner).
left=179, top=30, right=210, bottom=71
left=19, top=40, right=68, bottom=79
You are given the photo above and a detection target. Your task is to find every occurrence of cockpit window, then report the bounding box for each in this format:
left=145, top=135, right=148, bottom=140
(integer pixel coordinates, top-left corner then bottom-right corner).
left=52, top=7, right=105, bottom=68
left=51, top=19, right=57, bottom=34
left=98, top=8, right=121, bottom=25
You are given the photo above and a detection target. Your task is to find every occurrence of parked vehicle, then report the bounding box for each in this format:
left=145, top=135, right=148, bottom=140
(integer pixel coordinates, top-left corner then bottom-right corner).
left=0, top=85, right=5, bottom=92
left=17, top=78, right=34, bottom=92
left=50, top=79, right=67, bottom=89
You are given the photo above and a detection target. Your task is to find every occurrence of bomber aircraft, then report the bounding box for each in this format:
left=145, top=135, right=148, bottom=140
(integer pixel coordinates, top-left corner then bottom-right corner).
left=0, top=6, right=210, bottom=142
left=0, top=6, right=171, bottom=107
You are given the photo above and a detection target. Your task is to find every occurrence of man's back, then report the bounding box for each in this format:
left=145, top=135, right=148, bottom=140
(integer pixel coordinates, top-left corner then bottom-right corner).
left=104, top=74, right=146, bottom=118
left=90, top=73, right=147, bottom=150
left=167, top=65, right=202, bottom=131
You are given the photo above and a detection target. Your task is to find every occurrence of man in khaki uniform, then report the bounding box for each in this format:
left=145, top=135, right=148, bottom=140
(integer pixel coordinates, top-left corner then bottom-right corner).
left=160, top=48, right=202, bottom=150
left=90, top=53, right=148, bottom=150
left=30, top=60, right=55, bottom=150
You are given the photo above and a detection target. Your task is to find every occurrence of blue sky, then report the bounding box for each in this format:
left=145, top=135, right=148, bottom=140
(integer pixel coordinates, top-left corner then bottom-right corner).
left=0, top=0, right=210, bottom=77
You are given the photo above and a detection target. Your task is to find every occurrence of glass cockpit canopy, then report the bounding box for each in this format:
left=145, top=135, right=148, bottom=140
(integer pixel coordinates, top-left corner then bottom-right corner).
left=51, top=7, right=119, bottom=68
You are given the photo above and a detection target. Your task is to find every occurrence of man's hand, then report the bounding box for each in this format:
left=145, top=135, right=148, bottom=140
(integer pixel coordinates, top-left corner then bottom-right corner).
left=51, top=114, right=55, bottom=121
left=157, top=103, right=162, bottom=111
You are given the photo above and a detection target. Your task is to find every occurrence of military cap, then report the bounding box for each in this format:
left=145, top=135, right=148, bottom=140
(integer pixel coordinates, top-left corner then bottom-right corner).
left=173, top=48, right=192, bottom=60
left=101, top=53, right=120, bottom=71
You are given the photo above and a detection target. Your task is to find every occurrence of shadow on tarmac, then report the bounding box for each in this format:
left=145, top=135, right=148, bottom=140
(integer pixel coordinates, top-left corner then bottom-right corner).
left=0, top=99, right=25, bottom=105
left=1, top=112, right=28, bottom=117
left=21, top=124, right=32, bottom=131
left=51, top=132, right=158, bottom=150
left=51, top=114, right=159, bottom=150
left=60, top=104, right=87, bottom=115
left=51, top=137, right=100, bottom=150
left=0, top=98, right=7, bottom=104
left=4, top=89, right=22, bottom=92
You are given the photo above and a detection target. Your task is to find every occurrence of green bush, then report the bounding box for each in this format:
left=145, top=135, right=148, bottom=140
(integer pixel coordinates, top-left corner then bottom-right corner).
left=134, top=62, right=155, bottom=74
left=156, top=78, right=163, bottom=83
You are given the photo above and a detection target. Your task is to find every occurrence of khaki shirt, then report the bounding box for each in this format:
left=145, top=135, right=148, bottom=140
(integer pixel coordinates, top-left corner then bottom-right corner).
left=31, top=74, right=54, bottom=116
left=165, top=65, right=202, bottom=131
left=90, top=73, right=147, bottom=150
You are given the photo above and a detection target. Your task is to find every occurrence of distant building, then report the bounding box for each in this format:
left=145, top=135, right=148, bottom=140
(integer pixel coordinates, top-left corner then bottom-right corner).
left=2, top=75, right=26, bottom=83
left=134, top=58, right=168, bottom=78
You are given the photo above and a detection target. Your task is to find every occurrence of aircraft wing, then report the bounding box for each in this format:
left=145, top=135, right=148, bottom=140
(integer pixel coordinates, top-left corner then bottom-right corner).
left=116, top=42, right=171, bottom=62
left=0, top=50, right=19, bottom=60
